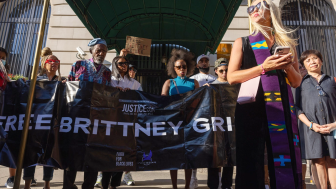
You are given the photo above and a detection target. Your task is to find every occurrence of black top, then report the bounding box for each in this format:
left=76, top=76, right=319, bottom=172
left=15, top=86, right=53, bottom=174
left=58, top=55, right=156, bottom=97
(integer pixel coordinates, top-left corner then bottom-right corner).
left=295, top=74, right=336, bottom=159
left=236, top=37, right=292, bottom=136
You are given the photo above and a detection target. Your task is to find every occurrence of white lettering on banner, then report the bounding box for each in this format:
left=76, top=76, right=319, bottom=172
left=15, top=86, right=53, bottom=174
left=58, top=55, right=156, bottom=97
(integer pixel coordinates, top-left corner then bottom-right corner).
left=74, top=118, right=90, bottom=134
left=226, top=117, right=233, bottom=131
left=35, top=114, right=52, bottom=130
left=135, top=123, right=150, bottom=137
left=18, top=114, right=34, bottom=130
left=168, top=121, right=183, bottom=135
left=101, top=120, right=117, bottom=136
left=60, top=117, right=72, bottom=132
left=5, top=115, right=17, bottom=131
left=0, top=116, right=6, bottom=129
left=0, top=114, right=234, bottom=136
left=153, top=122, right=166, bottom=136
left=121, top=104, right=155, bottom=113
left=119, top=122, right=133, bottom=136
left=211, top=117, right=225, bottom=131
left=193, top=118, right=210, bottom=133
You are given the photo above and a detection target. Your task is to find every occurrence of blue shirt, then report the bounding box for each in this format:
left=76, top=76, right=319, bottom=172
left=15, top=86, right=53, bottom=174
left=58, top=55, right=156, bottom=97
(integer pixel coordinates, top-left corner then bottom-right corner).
left=169, top=76, right=195, bottom=96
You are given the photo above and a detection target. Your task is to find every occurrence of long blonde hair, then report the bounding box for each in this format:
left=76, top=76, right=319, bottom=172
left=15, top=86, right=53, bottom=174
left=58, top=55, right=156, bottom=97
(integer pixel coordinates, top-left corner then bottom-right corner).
left=250, top=0, right=298, bottom=55
left=40, top=47, right=61, bottom=81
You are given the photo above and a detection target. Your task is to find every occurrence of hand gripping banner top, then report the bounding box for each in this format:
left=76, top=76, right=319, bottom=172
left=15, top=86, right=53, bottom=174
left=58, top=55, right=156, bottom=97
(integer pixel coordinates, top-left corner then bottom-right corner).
left=0, top=80, right=238, bottom=172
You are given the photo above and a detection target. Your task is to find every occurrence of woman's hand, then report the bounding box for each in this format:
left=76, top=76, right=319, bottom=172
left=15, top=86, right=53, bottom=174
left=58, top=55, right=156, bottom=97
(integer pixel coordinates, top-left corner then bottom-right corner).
left=262, top=53, right=293, bottom=72
left=312, top=123, right=330, bottom=134
left=123, top=88, right=130, bottom=92
left=320, top=122, right=336, bottom=134
left=203, top=83, right=210, bottom=87
left=62, top=79, right=67, bottom=83
left=120, top=49, right=129, bottom=57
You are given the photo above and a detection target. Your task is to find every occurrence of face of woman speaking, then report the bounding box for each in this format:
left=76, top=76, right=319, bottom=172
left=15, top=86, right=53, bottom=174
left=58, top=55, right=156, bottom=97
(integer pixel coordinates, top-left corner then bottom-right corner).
left=45, top=55, right=59, bottom=73
left=174, top=59, right=187, bottom=77
left=303, top=54, right=323, bottom=74
left=250, top=0, right=271, bottom=27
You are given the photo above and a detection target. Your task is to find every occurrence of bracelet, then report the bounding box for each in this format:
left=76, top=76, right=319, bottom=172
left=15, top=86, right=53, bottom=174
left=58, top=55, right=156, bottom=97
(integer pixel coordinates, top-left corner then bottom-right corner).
left=309, top=122, right=313, bottom=130
left=260, top=64, right=266, bottom=75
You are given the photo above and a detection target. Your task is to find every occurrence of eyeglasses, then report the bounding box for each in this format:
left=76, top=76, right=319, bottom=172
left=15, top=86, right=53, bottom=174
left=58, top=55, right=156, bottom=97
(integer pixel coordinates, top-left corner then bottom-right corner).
left=247, top=1, right=269, bottom=15
left=175, top=65, right=187, bottom=70
left=129, top=67, right=137, bottom=72
left=218, top=69, right=228, bottom=74
left=315, top=85, right=326, bottom=96
left=117, top=62, right=129, bottom=66
left=45, top=59, right=60, bottom=65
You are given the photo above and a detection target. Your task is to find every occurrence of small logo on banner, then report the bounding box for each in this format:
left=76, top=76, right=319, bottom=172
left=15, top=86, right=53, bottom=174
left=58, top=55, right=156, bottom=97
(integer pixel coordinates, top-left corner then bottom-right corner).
left=293, top=135, right=299, bottom=146
left=120, top=99, right=157, bottom=116
left=138, top=150, right=156, bottom=166
left=274, top=155, right=291, bottom=167
left=268, top=121, right=286, bottom=133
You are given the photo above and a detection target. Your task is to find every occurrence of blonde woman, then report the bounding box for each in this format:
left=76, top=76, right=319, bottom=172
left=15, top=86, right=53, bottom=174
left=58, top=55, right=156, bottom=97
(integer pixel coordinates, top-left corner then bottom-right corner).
left=227, top=0, right=302, bottom=189
left=23, top=47, right=64, bottom=189
left=37, top=47, right=64, bottom=81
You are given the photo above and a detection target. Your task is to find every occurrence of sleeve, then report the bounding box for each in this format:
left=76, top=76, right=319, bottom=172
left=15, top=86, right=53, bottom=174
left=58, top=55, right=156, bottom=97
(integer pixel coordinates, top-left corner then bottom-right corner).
left=68, top=62, right=78, bottom=81
left=138, top=85, right=143, bottom=91
left=295, top=86, right=304, bottom=116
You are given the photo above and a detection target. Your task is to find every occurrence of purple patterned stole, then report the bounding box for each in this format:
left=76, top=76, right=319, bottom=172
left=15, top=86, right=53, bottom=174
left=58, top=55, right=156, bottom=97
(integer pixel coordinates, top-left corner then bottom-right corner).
left=249, top=33, right=302, bottom=189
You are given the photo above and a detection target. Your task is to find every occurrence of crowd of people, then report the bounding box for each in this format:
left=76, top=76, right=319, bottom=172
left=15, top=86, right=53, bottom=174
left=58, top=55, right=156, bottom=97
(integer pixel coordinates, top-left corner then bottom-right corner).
left=0, top=0, right=335, bottom=189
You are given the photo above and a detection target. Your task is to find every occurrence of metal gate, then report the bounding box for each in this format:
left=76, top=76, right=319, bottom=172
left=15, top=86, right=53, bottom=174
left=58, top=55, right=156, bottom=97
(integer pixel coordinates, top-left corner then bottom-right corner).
left=134, top=44, right=189, bottom=95
left=281, top=0, right=336, bottom=76
left=0, top=0, right=50, bottom=78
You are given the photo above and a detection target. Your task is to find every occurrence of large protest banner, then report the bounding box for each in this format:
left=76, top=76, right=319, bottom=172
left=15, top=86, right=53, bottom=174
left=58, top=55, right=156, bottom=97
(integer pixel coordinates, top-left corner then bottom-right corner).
left=0, top=80, right=238, bottom=172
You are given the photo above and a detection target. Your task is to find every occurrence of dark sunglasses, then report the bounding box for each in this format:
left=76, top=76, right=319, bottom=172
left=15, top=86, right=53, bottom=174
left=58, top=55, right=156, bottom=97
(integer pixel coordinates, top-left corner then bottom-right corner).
left=129, top=67, right=137, bottom=72
left=247, top=1, right=269, bottom=15
left=315, top=85, right=326, bottom=96
left=175, top=65, right=187, bottom=70
left=117, top=62, right=129, bottom=66
left=218, top=69, right=228, bottom=74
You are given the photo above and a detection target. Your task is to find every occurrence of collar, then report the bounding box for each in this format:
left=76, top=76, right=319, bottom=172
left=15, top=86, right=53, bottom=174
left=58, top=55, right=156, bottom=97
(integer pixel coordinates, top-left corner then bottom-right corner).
left=303, top=72, right=326, bottom=83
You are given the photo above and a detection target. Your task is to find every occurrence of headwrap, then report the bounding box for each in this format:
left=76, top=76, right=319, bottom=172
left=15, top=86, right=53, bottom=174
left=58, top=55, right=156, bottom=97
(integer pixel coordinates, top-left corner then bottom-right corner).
left=88, top=38, right=107, bottom=47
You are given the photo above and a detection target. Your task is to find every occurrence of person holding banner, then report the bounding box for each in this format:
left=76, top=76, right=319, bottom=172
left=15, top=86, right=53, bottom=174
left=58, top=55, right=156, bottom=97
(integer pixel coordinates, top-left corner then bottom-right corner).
left=0, top=47, right=14, bottom=189
left=99, top=56, right=142, bottom=189
left=110, top=56, right=142, bottom=91
left=68, top=38, right=111, bottom=85
left=227, top=0, right=302, bottom=189
left=161, top=48, right=199, bottom=189
left=66, top=38, right=111, bottom=189
left=206, top=58, right=234, bottom=189
left=23, top=47, right=65, bottom=189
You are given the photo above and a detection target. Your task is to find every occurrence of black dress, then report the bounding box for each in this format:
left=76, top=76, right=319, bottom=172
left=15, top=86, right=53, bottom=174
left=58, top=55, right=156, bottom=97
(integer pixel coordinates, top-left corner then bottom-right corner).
left=235, top=37, right=295, bottom=189
left=295, top=74, right=336, bottom=159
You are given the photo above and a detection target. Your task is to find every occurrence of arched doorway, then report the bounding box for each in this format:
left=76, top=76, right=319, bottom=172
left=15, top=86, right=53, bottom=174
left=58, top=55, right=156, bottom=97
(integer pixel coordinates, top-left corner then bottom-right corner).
left=132, top=44, right=190, bottom=95
left=281, top=0, right=336, bottom=76
left=0, top=0, right=51, bottom=77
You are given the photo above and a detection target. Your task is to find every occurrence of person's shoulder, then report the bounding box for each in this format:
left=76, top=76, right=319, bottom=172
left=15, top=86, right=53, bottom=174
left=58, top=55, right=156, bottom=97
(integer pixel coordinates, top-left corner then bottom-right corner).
left=190, top=73, right=200, bottom=78
left=209, top=74, right=217, bottom=79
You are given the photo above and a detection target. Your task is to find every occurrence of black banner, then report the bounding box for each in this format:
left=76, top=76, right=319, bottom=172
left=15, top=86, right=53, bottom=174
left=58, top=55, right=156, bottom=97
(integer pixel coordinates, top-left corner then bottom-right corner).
left=0, top=80, right=238, bottom=171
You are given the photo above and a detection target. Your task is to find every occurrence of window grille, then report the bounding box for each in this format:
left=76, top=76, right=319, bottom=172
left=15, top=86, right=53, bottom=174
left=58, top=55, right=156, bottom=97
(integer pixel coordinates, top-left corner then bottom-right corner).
left=282, top=0, right=336, bottom=76
left=0, top=0, right=51, bottom=78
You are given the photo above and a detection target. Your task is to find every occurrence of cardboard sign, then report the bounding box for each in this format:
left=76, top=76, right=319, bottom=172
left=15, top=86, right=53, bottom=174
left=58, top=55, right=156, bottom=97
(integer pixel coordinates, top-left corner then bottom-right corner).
left=125, top=36, right=152, bottom=57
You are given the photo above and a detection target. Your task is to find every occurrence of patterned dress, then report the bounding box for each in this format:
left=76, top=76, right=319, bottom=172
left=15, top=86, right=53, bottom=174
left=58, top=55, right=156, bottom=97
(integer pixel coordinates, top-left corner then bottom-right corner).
left=68, top=58, right=111, bottom=85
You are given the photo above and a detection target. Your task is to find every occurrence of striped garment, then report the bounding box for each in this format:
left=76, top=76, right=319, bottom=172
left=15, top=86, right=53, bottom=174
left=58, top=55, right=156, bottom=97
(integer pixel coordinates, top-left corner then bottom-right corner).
left=68, top=58, right=111, bottom=86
